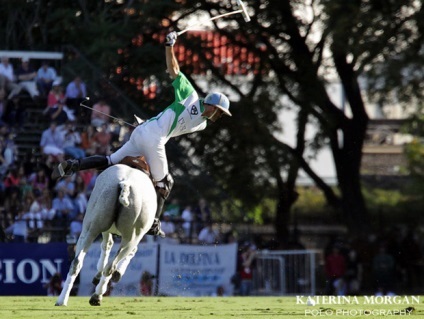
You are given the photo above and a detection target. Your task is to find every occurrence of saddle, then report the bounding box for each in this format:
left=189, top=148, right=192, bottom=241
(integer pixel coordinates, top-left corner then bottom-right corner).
left=119, top=156, right=151, bottom=177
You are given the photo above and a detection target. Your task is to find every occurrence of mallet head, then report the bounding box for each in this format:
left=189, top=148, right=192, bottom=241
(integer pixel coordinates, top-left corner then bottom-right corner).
left=236, top=0, right=251, bottom=22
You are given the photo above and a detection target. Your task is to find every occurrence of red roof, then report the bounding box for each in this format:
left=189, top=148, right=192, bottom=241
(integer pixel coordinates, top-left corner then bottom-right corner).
left=127, top=31, right=260, bottom=99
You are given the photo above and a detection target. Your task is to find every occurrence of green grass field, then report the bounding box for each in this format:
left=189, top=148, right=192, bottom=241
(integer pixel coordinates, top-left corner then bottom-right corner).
left=0, top=296, right=423, bottom=319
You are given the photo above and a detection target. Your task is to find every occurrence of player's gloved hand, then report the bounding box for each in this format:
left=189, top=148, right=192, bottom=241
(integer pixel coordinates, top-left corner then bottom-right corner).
left=165, top=31, right=178, bottom=47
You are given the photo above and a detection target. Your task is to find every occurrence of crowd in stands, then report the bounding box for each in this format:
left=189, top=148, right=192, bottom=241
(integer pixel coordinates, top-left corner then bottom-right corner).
left=323, top=229, right=423, bottom=295
left=0, top=56, right=112, bottom=243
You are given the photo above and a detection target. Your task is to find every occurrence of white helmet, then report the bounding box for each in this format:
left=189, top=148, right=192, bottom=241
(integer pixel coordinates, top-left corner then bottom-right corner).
left=204, top=92, right=231, bottom=116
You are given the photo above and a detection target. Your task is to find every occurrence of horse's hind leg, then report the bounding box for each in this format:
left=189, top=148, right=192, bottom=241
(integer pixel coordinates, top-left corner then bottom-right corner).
left=90, top=234, right=142, bottom=306
left=113, top=246, right=137, bottom=282
left=92, top=232, right=114, bottom=285
left=56, top=231, right=98, bottom=306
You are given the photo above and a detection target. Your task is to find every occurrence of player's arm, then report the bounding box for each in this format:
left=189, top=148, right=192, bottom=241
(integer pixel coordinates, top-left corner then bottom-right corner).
left=165, top=31, right=179, bottom=79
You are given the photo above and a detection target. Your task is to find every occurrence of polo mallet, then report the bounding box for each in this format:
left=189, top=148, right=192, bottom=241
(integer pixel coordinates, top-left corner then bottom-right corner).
left=177, top=0, right=251, bottom=36
left=80, top=98, right=137, bottom=128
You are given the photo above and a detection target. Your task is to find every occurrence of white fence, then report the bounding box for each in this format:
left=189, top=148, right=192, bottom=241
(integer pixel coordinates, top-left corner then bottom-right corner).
left=252, top=250, right=319, bottom=296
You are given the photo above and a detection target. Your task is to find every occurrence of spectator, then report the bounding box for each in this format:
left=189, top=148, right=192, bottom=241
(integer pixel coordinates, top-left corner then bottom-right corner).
left=47, top=80, right=65, bottom=108
left=3, top=165, right=21, bottom=195
left=181, top=205, right=194, bottom=239
left=3, top=187, right=21, bottom=220
left=158, top=212, right=178, bottom=244
left=91, top=99, right=111, bottom=128
left=2, top=95, right=26, bottom=130
left=2, top=132, right=18, bottom=172
left=198, top=221, right=219, bottom=245
left=0, top=135, right=10, bottom=176
left=161, top=212, right=176, bottom=235
left=44, top=98, right=71, bottom=126
left=93, top=123, right=112, bottom=155
left=39, top=189, right=56, bottom=223
left=0, top=57, right=14, bottom=82
left=399, top=229, right=422, bottom=291
left=73, top=192, right=88, bottom=216
left=44, top=272, right=63, bottom=296
left=5, top=209, right=30, bottom=242
left=19, top=175, right=33, bottom=200
left=36, top=61, right=57, bottom=97
left=26, top=192, right=44, bottom=242
left=55, top=175, right=76, bottom=200
left=325, top=245, right=347, bottom=295
left=163, top=198, right=181, bottom=220
left=65, top=76, right=87, bottom=117
left=0, top=87, right=6, bottom=121
left=140, top=271, right=154, bottom=296
left=77, top=168, right=95, bottom=191
left=212, top=285, right=227, bottom=297
left=344, top=247, right=361, bottom=295
left=40, top=122, right=65, bottom=163
left=29, top=167, right=50, bottom=194
left=237, top=243, right=257, bottom=296
left=85, top=170, right=99, bottom=197
left=62, top=121, right=85, bottom=159
left=9, top=58, right=39, bottom=99
left=29, top=190, right=44, bottom=226
left=372, top=245, right=396, bottom=295
left=52, top=189, right=74, bottom=228
left=0, top=57, right=19, bottom=97
left=69, top=213, right=83, bottom=239
left=194, top=198, right=211, bottom=233
left=80, top=125, right=97, bottom=156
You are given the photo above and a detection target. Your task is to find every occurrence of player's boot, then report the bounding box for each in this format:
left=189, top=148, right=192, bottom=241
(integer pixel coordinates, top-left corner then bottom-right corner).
left=52, top=159, right=79, bottom=179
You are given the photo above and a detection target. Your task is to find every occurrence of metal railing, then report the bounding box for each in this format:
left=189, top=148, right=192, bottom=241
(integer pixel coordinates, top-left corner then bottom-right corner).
left=252, top=250, right=319, bottom=296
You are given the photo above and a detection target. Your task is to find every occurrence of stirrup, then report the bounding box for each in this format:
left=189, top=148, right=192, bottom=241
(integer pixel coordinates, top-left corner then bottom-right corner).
left=52, top=160, right=78, bottom=179
left=146, top=219, right=166, bottom=238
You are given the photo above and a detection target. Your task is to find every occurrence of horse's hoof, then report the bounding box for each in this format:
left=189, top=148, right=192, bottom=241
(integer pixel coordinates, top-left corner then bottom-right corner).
left=89, top=294, right=101, bottom=306
left=55, top=302, right=66, bottom=306
left=111, top=271, right=122, bottom=282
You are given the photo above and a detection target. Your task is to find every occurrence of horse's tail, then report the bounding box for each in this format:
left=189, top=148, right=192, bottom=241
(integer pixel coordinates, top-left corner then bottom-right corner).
left=119, top=180, right=131, bottom=207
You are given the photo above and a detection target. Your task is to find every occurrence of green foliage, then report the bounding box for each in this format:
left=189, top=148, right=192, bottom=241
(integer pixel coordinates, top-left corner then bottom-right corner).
left=292, top=187, right=329, bottom=215
left=363, top=186, right=424, bottom=226
left=403, top=108, right=424, bottom=193
left=405, top=139, right=424, bottom=178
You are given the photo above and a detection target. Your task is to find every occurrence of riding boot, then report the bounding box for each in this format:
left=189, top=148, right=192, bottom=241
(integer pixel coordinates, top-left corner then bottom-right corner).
left=146, top=190, right=166, bottom=238
left=52, top=155, right=109, bottom=180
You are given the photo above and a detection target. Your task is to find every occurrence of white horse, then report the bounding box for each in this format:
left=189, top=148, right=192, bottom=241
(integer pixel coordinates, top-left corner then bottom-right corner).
left=55, top=164, right=156, bottom=306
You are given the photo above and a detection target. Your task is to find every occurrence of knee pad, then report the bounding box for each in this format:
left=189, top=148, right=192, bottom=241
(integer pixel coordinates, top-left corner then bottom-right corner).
left=156, top=174, right=174, bottom=199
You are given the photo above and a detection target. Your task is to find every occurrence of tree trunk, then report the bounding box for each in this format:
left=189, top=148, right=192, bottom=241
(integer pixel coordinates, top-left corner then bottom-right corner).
left=274, top=182, right=299, bottom=248
left=332, top=117, right=369, bottom=232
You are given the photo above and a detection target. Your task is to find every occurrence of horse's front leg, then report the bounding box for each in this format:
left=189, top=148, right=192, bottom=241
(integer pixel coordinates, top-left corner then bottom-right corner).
left=56, top=232, right=97, bottom=306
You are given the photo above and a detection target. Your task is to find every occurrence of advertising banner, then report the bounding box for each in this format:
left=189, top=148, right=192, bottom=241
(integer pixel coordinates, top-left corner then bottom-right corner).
left=77, top=241, right=158, bottom=296
left=158, top=243, right=238, bottom=296
left=0, top=243, right=69, bottom=295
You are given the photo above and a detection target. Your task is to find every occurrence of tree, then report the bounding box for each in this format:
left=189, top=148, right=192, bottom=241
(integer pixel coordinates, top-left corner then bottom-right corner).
left=404, top=111, right=424, bottom=194
left=168, top=0, right=424, bottom=242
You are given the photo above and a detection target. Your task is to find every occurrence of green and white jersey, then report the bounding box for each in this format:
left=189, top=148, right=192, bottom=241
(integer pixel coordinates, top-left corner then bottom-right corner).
left=145, top=72, right=207, bottom=140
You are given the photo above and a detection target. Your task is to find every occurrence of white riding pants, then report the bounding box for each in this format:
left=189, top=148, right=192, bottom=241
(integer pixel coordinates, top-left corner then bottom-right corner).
left=109, top=124, right=168, bottom=182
